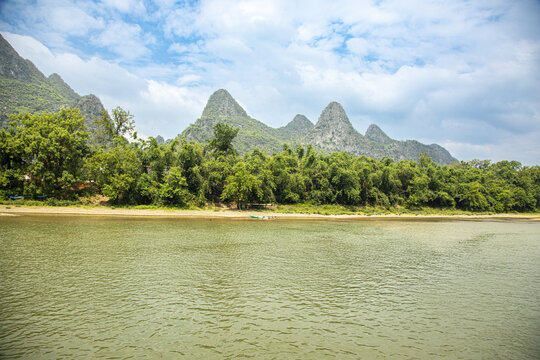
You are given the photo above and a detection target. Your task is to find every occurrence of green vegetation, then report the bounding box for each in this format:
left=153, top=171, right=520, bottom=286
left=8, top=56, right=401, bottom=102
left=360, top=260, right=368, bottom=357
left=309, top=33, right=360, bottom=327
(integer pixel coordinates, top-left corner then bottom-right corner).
left=0, top=109, right=89, bottom=198
left=0, top=78, right=75, bottom=122
left=0, top=69, right=105, bottom=130
left=0, top=34, right=106, bottom=129
left=1, top=109, right=539, bottom=214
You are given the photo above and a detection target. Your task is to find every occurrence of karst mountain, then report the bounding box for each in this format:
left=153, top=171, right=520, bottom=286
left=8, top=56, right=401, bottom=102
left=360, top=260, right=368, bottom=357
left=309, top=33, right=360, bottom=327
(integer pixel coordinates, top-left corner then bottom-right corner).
left=1, top=35, right=456, bottom=164
left=0, top=34, right=105, bottom=129
left=181, top=89, right=457, bottom=164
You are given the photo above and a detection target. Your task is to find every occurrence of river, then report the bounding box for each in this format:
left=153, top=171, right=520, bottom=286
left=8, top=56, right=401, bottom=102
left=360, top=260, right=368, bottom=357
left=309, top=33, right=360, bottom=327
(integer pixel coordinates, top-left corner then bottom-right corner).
left=1, top=215, right=539, bottom=359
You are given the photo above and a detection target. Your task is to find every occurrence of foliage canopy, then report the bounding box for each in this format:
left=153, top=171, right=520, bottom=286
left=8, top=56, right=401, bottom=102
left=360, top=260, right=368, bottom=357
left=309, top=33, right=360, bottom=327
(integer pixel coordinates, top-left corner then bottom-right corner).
left=1, top=109, right=538, bottom=213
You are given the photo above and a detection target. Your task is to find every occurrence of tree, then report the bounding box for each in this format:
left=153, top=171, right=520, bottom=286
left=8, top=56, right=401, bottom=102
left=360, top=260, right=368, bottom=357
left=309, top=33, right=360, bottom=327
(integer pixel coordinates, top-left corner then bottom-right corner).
left=246, top=148, right=275, bottom=203
left=457, top=182, right=489, bottom=211
left=142, top=137, right=167, bottom=183
left=94, top=106, right=136, bottom=144
left=159, top=166, right=192, bottom=206
left=176, top=140, right=204, bottom=196
left=84, top=145, right=141, bottom=204
left=209, top=123, right=239, bottom=155
left=221, top=162, right=262, bottom=209
left=6, top=109, right=89, bottom=197
left=201, top=156, right=234, bottom=203
left=0, top=124, right=25, bottom=197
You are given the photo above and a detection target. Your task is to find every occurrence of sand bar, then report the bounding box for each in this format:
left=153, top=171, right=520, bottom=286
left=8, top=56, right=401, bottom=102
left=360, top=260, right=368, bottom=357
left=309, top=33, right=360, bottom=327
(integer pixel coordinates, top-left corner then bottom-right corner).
left=0, top=205, right=539, bottom=221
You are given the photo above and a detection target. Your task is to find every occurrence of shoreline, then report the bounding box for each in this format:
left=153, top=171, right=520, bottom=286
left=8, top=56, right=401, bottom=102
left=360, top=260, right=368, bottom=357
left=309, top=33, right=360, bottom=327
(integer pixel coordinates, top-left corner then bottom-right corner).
left=1, top=205, right=539, bottom=221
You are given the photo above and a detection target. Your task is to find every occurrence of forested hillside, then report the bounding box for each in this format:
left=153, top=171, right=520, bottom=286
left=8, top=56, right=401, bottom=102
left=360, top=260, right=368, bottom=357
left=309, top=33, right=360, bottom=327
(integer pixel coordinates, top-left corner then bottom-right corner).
left=0, top=34, right=105, bottom=129
left=1, top=109, right=538, bottom=212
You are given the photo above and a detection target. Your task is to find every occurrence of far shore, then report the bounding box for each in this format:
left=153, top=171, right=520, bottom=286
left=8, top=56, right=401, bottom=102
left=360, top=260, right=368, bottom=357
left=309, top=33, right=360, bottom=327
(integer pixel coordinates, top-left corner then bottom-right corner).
left=1, top=205, right=539, bottom=221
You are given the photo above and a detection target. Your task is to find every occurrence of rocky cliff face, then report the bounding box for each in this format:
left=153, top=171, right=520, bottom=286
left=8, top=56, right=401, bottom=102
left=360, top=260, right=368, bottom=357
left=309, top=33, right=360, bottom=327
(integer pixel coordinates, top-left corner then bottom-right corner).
left=365, top=124, right=393, bottom=144
left=47, top=73, right=80, bottom=103
left=0, top=34, right=106, bottom=130
left=302, top=101, right=457, bottom=164
left=201, top=89, right=248, bottom=118
left=74, top=94, right=105, bottom=132
left=277, top=114, right=313, bottom=142
left=0, top=36, right=44, bottom=82
left=303, top=102, right=368, bottom=154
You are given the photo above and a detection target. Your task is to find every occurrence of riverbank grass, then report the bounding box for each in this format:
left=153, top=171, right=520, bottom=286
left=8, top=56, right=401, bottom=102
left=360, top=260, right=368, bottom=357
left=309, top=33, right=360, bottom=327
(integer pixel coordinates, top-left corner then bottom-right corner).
left=273, top=204, right=500, bottom=216
left=1, top=199, right=538, bottom=217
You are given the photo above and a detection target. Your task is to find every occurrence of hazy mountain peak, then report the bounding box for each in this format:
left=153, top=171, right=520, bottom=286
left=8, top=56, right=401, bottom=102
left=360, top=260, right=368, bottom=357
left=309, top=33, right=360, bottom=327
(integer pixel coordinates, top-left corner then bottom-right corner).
left=288, top=114, right=312, bottom=128
left=182, top=89, right=284, bottom=154
left=277, top=114, right=314, bottom=142
left=48, top=73, right=63, bottom=82
left=302, top=102, right=364, bottom=155
left=365, top=124, right=393, bottom=144
left=316, top=101, right=354, bottom=130
left=0, top=34, right=44, bottom=82
left=74, top=94, right=105, bottom=132
left=47, top=73, right=79, bottom=102
left=201, top=88, right=248, bottom=118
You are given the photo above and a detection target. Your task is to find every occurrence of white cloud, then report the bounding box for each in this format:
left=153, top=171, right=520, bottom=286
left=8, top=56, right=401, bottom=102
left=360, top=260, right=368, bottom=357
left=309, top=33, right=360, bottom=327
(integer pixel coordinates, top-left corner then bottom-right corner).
left=142, top=80, right=206, bottom=110
left=346, top=38, right=371, bottom=56
left=1, top=0, right=539, bottom=163
left=100, top=0, right=146, bottom=14
left=138, top=80, right=208, bottom=134
left=48, top=6, right=105, bottom=35
left=93, top=21, right=154, bottom=60
left=0, top=1, right=104, bottom=49
left=1, top=32, right=56, bottom=74
left=443, top=129, right=540, bottom=166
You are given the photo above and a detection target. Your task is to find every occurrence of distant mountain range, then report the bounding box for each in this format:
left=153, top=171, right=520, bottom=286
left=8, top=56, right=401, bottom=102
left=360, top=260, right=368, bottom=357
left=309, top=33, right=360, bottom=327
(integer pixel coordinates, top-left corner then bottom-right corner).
left=1, top=34, right=456, bottom=164
left=0, top=34, right=105, bottom=130
left=180, top=89, right=313, bottom=155
left=181, top=89, right=457, bottom=165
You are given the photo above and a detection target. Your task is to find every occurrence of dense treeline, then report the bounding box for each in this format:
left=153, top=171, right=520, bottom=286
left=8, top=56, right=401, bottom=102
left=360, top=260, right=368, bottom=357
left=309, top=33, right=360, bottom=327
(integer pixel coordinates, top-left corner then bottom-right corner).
left=1, top=109, right=539, bottom=212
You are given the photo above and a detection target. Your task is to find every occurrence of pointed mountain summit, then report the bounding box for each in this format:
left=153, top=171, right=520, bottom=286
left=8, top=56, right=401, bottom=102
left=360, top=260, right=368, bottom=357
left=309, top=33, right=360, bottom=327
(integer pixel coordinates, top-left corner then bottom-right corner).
left=0, top=35, right=44, bottom=82
left=201, top=89, right=248, bottom=119
left=181, top=89, right=284, bottom=153
left=277, top=114, right=313, bottom=142
left=0, top=34, right=106, bottom=129
left=285, top=114, right=313, bottom=131
left=303, top=102, right=367, bottom=154
left=315, top=102, right=355, bottom=131
left=365, top=124, right=393, bottom=144
left=47, top=73, right=79, bottom=103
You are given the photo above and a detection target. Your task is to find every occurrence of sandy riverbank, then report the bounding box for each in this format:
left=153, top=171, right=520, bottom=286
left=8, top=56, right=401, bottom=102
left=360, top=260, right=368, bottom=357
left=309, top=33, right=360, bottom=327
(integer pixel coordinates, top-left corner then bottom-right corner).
left=1, top=205, right=539, bottom=221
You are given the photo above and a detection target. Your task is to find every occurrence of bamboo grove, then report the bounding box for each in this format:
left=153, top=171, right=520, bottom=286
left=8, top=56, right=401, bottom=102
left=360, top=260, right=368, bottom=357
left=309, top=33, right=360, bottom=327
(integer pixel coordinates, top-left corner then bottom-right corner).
left=1, top=108, right=539, bottom=212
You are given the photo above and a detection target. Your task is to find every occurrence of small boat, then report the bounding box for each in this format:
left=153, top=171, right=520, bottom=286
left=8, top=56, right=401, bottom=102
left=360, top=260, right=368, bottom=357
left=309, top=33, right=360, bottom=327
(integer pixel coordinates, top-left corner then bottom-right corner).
left=250, top=215, right=277, bottom=220
left=9, top=195, right=47, bottom=200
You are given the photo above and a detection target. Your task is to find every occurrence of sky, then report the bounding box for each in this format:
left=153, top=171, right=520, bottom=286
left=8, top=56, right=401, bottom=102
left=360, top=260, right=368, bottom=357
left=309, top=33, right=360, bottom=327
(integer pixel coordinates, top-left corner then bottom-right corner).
left=1, top=0, right=539, bottom=164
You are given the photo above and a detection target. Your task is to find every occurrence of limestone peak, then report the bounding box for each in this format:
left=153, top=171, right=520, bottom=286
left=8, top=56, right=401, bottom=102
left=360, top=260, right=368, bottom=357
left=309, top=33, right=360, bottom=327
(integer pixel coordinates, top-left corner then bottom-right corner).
left=365, top=124, right=393, bottom=144
left=201, top=89, right=248, bottom=118
left=314, top=101, right=355, bottom=132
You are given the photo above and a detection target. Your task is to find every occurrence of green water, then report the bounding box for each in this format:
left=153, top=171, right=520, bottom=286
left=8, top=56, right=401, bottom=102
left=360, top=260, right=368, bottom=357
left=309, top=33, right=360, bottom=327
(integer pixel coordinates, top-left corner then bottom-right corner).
left=0, top=215, right=539, bottom=359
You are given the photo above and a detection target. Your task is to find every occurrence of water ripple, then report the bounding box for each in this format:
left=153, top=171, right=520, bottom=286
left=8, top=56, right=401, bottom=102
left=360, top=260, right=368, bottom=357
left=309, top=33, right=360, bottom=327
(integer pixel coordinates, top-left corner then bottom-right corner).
left=0, top=216, right=539, bottom=359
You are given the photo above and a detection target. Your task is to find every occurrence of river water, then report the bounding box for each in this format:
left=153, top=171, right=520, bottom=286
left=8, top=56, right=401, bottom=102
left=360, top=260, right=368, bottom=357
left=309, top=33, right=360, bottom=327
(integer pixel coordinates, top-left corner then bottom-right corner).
left=0, top=215, right=539, bottom=359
